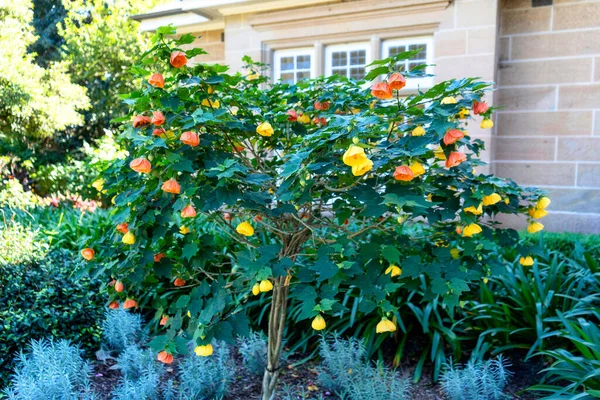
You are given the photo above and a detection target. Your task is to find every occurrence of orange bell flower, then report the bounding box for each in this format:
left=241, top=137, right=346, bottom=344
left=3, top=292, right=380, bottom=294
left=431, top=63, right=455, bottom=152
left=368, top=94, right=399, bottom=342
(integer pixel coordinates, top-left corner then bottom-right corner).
left=445, top=152, right=467, bottom=168
left=157, top=351, right=174, bottom=364
left=151, top=111, right=165, bottom=126
left=180, top=131, right=199, bottom=147
left=162, top=179, right=181, bottom=194
left=393, top=166, right=414, bottom=181
left=114, top=280, right=124, bottom=293
left=129, top=157, right=151, bottom=174
left=81, top=248, right=95, bottom=261
left=116, top=223, right=128, bottom=234
left=174, top=278, right=186, bottom=287
left=148, top=73, right=164, bottom=88
left=181, top=204, right=196, bottom=218
left=108, top=301, right=120, bottom=309
left=388, top=72, right=406, bottom=91
left=170, top=51, right=187, bottom=68
left=370, top=82, right=393, bottom=99
left=123, top=299, right=137, bottom=309
left=443, top=129, right=464, bottom=146
left=132, top=116, right=151, bottom=128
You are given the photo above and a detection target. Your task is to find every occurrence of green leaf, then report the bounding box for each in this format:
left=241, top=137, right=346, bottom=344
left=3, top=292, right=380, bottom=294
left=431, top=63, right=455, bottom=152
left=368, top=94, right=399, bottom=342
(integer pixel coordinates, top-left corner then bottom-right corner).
left=381, top=245, right=401, bottom=264
left=182, top=243, right=199, bottom=260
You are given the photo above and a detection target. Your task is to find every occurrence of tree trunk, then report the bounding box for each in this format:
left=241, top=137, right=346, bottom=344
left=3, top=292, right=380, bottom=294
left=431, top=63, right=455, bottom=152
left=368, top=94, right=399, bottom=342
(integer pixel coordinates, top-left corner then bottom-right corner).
left=261, top=275, right=290, bottom=400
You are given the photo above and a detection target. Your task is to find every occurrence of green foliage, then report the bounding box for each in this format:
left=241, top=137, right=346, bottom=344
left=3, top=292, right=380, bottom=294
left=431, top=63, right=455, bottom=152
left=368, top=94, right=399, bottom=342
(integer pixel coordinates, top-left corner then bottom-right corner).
left=0, top=0, right=89, bottom=140
left=0, top=220, right=48, bottom=265
left=29, top=0, right=66, bottom=67
left=318, top=334, right=411, bottom=400
left=90, top=28, right=544, bottom=368
left=529, top=316, right=600, bottom=399
left=0, top=249, right=104, bottom=385
left=465, top=242, right=600, bottom=359
left=440, top=356, right=511, bottom=400
left=2, top=339, right=96, bottom=399
left=102, top=309, right=145, bottom=353
left=59, top=0, right=163, bottom=141
left=31, top=132, right=127, bottom=198
left=178, top=342, right=235, bottom=399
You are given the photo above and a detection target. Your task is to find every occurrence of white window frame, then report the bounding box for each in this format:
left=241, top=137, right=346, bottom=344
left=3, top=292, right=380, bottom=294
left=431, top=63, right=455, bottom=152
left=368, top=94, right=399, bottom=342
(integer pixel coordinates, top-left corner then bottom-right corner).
left=273, top=48, right=315, bottom=84
left=382, top=36, right=434, bottom=90
left=325, top=42, right=372, bottom=80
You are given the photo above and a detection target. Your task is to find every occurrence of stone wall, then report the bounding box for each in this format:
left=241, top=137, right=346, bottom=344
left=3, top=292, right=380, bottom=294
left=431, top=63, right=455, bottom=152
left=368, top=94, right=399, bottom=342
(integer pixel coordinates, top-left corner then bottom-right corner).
left=495, top=0, right=600, bottom=233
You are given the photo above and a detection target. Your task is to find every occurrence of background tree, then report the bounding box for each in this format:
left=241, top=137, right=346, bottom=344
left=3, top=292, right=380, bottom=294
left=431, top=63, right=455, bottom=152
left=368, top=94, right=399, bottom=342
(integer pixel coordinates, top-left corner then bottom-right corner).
left=87, top=28, right=547, bottom=400
left=59, top=0, right=164, bottom=141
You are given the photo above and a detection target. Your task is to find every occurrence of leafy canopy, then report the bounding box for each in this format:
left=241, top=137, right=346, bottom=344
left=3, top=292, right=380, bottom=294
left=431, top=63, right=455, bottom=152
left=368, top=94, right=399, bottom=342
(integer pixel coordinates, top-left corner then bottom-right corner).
left=88, top=26, right=544, bottom=354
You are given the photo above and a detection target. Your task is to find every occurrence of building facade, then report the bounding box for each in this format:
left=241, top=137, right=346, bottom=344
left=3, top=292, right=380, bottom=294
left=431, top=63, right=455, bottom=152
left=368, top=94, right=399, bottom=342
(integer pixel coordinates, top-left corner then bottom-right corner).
left=133, top=0, right=600, bottom=234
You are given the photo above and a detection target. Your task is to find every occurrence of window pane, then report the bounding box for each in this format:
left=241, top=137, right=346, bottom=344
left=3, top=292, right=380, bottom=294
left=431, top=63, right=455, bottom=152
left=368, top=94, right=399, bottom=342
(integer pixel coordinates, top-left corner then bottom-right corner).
left=332, top=52, right=347, bottom=67
left=281, top=56, right=294, bottom=71
left=296, top=55, right=311, bottom=69
left=408, top=61, right=422, bottom=71
left=349, top=67, right=365, bottom=80
left=350, top=50, right=366, bottom=66
left=296, top=71, right=310, bottom=80
left=332, top=68, right=347, bottom=77
left=388, top=45, right=405, bottom=57
left=280, top=72, right=294, bottom=84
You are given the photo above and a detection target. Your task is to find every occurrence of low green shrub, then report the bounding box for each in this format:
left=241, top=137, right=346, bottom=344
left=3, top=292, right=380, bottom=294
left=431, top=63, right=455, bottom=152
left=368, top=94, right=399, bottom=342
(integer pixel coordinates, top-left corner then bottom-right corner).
left=440, top=356, right=511, bottom=400
left=0, top=221, right=48, bottom=266
left=238, top=331, right=269, bottom=376
left=2, top=338, right=96, bottom=399
left=0, top=249, right=104, bottom=385
left=116, top=345, right=159, bottom=382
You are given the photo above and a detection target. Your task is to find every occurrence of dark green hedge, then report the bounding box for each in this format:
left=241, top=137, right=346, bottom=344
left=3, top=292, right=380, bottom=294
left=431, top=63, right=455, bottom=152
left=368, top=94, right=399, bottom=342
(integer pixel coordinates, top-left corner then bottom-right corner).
left=520, top=231, right=600, bottom=255
left=0, top=249, right=104, bottom=385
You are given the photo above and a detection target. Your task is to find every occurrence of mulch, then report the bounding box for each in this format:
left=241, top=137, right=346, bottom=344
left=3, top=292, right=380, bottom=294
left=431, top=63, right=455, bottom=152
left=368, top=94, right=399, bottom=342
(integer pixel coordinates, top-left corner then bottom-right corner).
left=90, top=347, right=544, bottom=399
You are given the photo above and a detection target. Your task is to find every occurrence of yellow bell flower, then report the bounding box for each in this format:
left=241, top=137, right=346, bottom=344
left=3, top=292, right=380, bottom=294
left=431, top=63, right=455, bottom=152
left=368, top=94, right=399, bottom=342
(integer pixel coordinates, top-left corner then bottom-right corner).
left=247, top=71, right=260, bottom=80
left=463, top=223, right=482, bottom=237
left=187, top=310, right=191, bottom=317
left=504, top=198, right=510, bottom=204
left=426, top=193, right=433, bottom=202
left=160, top=130, right=176, bottom=140
left=483, top=277, right=489, bottom=284
left=464, top=203, right=483, bottom=215
left=409, top=161, right=425, bottom=177
left=450, top=248, right=460, bottom=260
left=529, top=207, right=548, bottom=219
left=236, top=221, right=254, bottom=236
left=194, top=344, right=214, bottom=357
left=351, top=158, right=373, bottom=176
left=342, top=145, right=368, bottom=167
left=527, top=222, right=544, bottom=233
left=385, top=265, right=402, bottom=277
left=482, top=193, right=502, bottom=206
left=92, top=178, right=104, bottom=192
left=259, top=279, right=273, bottom=292
left=376, top=317, right=397, bottom=333
left=481, top=118, right=494, bottom=129
left=201, top=99, right=220, bottom=108
left=434, top=147, right=446, bottom=160
left=252, top=283, right=260, bottom=296
left=536, top=197, right=551, bottom=209
left=256, top=122, right=274, bottom=137
left=297, top=114, right=310, bottom=124
left=520, top=256, right=534, bottom=266
left=180, top=226, right=190, bottom=235
left=311, top=314, right=326, bottom=331
left=458, top=108, right=469, bottom=119
left=352, top=137, right=359, bottom=144
left=122, top=232, right=135, bottom=245
left=412, top=126, right=425, bottom=136
left=441, top=96, right=457, bottom=105
left=397, top=215, right=406, bottom=224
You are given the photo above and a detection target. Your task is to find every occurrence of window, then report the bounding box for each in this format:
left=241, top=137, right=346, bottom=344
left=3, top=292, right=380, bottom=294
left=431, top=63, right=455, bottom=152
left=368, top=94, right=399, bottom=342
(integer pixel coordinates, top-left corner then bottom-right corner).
left=325, top=43, right=371, bottom=80
left=382, top=37, right=434, bottom=89
left=273, top=48, right=314, bottom=84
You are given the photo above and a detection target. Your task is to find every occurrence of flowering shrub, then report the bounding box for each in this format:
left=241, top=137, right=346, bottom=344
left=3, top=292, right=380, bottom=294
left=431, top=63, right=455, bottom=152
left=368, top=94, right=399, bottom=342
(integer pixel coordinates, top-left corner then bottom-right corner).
left=85, top=26, right=546, bottom=398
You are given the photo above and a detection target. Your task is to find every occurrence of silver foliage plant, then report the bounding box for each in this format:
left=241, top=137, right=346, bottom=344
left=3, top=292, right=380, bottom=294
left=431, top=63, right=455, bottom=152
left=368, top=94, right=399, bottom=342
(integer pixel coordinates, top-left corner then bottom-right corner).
left=440, top=356, right=511, bottom=400
left=3, top=338, right=96, bottom=400
left=101, top=308, right=144, bottom=353
left=178, top=341, right=235, bottom=400
left=318, top=334, right=411, bottom=400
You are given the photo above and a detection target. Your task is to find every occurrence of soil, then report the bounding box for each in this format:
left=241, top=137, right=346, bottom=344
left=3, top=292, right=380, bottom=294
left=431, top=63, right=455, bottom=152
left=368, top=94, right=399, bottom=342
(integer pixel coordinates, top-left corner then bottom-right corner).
left=90, top=348, right=544, bottom=399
